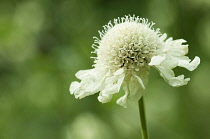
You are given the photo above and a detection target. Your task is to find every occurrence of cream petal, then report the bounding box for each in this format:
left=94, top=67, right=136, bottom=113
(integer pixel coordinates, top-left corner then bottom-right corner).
left=70, top=68, right=108, bottom=99
left=176, top=39, right=187, bottom=43
left=167, top=49, right=188, bottom=57
left=75, top=69, right=93, bottom=80
left=116, top=82, right=129, bottom=108
left=164, top=38, right=189, bottom=56
left=104, top=71, right=125, bottom=95
left=169, top=75, right=190, bottom=87
left=160, top=58, right=178, bottom=69
left=98, top=69, right=125, bottom=103
left=128, top=76, right=137, bottom=96
left=116, top=73, right=125, bottom=90
left=69, top=81, right=80, bottom=95
left=133, top=74, right=145, bottom=89
left=85, top=76, right=107, bottom=94
left=114, top=68, right=124, bottom=75
left=105, top=75, right=118, bottom=84
left=75, top=90, right=88, bottom=99
left=116, top=94, right=128, bottom=108
left=128, top=77, right=144, bottom=101
left=178, top=56, right=200, bottom=71
left=153, top=36, right=200, bottom=88
left=155, top=65, right=174, bottom=84
left=155, top=65, right=191, bottom=87
left=149, top=55, right=166, bottom=66
left=102, top=84, right=119, bottom=95
left=98, top=94, right=113, bottom=103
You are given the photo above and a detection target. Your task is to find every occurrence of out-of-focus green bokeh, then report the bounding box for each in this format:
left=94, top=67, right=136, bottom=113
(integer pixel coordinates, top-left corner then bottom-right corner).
left=0, top=0, right=209, bottom=139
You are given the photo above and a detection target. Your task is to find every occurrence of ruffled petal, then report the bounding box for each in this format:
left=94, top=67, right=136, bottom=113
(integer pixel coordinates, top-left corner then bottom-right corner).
left=69, top=81, right=80, bottom=95
left=169, top=75, right=190, bottom=87
left=133, top=74, right=145, bottom=89
left=116, top=82, right=129, bottom=108
left=160, top=57, right=178, bottom=69
left=153, top=36, right=200, bottom=87
left=154, top=64, right=190, bottom=87
left=130, top=68, right=149, bottom=100
left=128, top=76, right=140, bottom=98
left=129, top=78, right=144, bottom=101
left=155, top=65, right=174, bottom=83
left=98, top=94, right=113, bottom=103
left=116, top=94, right=128, bottom=108
left=75, top=69, right=93, bottom=80
left=178, top=56, right=200, bottom=71
left=149, top=55, right=166, bottom=66
left=116, top=70, right=148, bottom=108
left=70, top=68, right=108, bottom=99
left=98, top=68, right=125, bottom=103
left=74, top=88, right=87, bottom=99
left=163, top=38, right=188, bottom=56
left=104, top=71, right=125, bottom=95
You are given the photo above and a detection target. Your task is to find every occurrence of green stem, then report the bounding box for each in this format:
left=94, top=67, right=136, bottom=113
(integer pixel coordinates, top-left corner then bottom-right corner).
left=138, top=96, right=149, bottom=139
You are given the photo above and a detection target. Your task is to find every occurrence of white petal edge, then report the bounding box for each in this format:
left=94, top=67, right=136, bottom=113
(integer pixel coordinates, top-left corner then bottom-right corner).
left=155, top=66, right=190, bottom=87
left=178, top=56, right=200, bottom=71
left=116, top=94, right=128, bottom=108
left=129, top=78, right=144, bottom=101
left=114, top=68, right=124, bottom=75
left=133, top=74, right=145, bottom=89
left=169, top=75, right=190, bottom=87
left=98, top=68, right=125, bottom=103
left=70, top=68, right=108, bottom=99
left=116, top=82, right=129, bottom=108
left=75, top=69, right=92, bottom=80
left=69, top=81, right=80, bottom=95
left=149, top=55, right=166, bottom=66
left=98, top=94, right=113, bottom=103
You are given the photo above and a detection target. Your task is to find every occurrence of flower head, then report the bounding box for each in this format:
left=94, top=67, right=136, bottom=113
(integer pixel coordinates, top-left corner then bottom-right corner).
left=70, top=15, right=200, bottom=108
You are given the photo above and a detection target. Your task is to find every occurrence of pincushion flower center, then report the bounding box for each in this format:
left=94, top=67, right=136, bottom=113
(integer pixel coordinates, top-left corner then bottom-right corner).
left=97, top=22, right=161, bottom=71
left=117, top=42, right=156, bottom=70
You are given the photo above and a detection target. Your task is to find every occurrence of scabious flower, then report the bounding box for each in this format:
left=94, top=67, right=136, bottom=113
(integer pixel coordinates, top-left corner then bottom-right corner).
left=70, top=15, right=200, bottom=108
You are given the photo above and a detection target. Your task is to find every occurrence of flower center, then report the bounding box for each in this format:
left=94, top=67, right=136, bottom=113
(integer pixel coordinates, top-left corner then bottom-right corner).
left=95, top=20, right=164, bottom=71
left=117, top=42, right=156, bottom=70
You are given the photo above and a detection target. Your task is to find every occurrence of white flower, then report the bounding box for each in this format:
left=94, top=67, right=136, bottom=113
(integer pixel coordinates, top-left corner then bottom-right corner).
left=70, top=15, right=200, bottom=108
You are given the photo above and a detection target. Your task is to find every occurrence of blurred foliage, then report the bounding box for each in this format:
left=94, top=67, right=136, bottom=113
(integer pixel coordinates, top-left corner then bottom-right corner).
left=0, top=0, right=210, bottom=139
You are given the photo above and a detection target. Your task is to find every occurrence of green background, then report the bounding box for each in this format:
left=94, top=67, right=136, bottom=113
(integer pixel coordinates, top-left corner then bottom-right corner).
left=0, top=0, right=209, bottom=139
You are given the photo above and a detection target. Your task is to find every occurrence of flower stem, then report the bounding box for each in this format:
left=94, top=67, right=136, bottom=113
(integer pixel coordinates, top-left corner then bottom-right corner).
left=138, top=96, right=149, bottom=139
